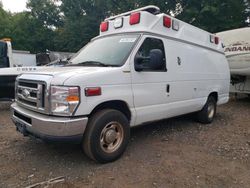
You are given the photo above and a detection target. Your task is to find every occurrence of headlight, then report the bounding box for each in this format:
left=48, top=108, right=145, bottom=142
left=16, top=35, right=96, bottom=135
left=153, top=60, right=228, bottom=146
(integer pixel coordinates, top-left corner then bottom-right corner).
left=50, top=86, right=80, bottom=116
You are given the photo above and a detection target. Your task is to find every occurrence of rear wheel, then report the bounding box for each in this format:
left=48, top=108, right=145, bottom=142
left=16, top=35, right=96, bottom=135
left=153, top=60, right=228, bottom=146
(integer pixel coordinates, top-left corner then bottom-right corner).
left=83, top=109, right=130, bottom=163
left=197, top=96, right=217, bottom=124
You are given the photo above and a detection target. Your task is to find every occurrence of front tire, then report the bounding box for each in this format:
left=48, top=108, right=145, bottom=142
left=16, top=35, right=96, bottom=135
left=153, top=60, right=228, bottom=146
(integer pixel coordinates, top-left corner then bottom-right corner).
left=83, top=109, right=130, bottom=163
left=197, top=96, right=217, bottom=124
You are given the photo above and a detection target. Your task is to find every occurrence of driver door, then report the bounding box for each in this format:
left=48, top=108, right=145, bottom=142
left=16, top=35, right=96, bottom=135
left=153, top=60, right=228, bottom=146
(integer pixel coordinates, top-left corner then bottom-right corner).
left=131, top=36, right=170, bottom=125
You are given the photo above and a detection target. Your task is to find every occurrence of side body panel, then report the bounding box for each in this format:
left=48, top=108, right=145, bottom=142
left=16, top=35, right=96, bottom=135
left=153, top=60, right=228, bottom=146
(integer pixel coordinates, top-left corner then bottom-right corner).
left=63, top=66, right=137, bottom=124
left=130, top=34, right=230, bottom=125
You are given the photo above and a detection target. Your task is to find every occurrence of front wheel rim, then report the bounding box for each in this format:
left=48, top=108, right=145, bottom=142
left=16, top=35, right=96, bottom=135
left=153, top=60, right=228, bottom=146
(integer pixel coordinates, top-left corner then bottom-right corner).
left=100, top=121, right=124, bottom=153
left=208, top=103, right=215, bottom=119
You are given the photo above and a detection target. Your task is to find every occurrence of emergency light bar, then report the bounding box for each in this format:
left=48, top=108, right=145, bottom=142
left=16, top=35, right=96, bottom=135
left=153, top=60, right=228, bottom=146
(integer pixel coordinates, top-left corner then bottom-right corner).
left=100, top=21, right=109, bottom=32
left=100, top=5, right=183, bottom=33
left=210, top=35, right=219, bottom=45
left=172, top=20, right=180, bottom=31
left=130, top=12, right=141, bottom=25
left=163, top=16, right=171, bottom=28
left=100, top=12, right=180, bottom=32
left=215, top=36, right=219, bottom=45
left=114, top=17, right=123, bottom=28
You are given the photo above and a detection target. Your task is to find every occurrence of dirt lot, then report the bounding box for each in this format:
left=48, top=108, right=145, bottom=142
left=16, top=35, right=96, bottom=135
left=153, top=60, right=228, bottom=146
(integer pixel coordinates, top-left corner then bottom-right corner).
left=0, top=98, right=250, bottom=188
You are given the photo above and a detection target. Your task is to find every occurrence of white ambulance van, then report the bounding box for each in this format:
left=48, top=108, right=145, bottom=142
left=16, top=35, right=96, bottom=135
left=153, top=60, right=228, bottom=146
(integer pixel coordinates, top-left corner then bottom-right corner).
left=11, top=6, right=230, bottom=163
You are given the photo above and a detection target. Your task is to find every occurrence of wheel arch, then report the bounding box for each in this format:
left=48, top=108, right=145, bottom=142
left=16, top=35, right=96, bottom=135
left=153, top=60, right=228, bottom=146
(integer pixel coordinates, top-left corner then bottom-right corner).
left=208, top=92, right=218, bottom=102
left=89, top=100, right=132, bottom=122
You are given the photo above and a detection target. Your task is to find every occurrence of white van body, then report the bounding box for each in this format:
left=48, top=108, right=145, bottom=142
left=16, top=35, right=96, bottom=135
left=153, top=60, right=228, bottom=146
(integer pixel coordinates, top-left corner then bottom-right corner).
left=11, top=6, right=230, bottom=162
left=217, top=28, right=250, bottom=94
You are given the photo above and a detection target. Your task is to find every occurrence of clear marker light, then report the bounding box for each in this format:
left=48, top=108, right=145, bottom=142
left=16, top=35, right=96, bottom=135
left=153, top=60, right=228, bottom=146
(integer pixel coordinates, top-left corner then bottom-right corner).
left=114, top=17, right=124, bottom=29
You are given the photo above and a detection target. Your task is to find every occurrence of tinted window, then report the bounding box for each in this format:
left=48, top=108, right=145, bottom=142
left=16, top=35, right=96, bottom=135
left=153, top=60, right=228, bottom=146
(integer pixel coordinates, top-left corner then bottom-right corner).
left=0, top=42, right=6, bottom=57
left=135, top=37, right=166, bottom=71
left=0, top=42, right=9, bottom=68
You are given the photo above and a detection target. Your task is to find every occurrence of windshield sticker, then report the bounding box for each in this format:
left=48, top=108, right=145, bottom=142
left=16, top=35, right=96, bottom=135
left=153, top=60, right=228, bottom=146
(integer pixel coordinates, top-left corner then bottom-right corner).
left=119, top=38, right=137, bottom=43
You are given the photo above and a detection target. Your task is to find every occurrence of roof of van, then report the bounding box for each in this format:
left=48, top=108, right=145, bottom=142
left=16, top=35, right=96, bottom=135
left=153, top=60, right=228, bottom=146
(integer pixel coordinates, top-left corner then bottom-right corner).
left=97, top=6, right=224, bottom=53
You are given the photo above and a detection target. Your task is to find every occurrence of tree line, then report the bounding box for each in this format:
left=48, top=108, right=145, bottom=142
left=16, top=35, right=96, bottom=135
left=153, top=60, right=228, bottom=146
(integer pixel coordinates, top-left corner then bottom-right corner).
left=0, top=0, right=249, bottom=53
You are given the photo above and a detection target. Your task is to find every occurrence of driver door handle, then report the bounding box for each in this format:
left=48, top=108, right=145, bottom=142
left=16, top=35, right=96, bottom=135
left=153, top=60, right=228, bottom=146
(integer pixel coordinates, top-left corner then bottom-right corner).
left=166, top=84, right=170, bottom=93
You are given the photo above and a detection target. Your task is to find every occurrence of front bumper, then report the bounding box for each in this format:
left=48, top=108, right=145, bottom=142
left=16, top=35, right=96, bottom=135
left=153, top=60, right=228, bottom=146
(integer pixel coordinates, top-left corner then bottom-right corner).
left=11, top=103, right=88, bottom=142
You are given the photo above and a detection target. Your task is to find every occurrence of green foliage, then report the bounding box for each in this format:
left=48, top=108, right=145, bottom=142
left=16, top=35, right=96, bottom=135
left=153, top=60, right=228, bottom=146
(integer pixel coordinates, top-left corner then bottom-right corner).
left=27, top=0, right=63, bottom=28
left=9, top=12, right=56, bottom=53
left=175, top=0, right=250, bottom=32
left=0, top=4, right=11, bottom=39
left=0, top=0, right=249, bottom=53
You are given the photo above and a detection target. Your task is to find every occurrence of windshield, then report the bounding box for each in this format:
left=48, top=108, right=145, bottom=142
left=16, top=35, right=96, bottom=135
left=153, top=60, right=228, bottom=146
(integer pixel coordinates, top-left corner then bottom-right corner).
left=70, top=34, right=140, bottom=67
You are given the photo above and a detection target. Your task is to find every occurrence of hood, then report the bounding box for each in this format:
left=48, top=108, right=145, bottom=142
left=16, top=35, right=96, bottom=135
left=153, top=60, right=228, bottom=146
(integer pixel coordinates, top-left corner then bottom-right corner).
left=27, top=66, right=110, bottom=76
left=0, top=66, right=42, bottom=76
left=19, top=66, right=116, bottom=85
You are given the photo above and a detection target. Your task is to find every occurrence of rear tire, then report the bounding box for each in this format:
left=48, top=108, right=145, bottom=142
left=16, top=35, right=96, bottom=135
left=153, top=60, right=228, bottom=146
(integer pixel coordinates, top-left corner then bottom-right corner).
left=83, top=109, right=130, bottom=163
left=197, top=96, right=217, bottom=124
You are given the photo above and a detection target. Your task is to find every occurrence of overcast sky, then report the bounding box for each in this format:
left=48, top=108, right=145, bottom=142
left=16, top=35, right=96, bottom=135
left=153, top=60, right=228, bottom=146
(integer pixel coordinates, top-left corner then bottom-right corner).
left=1, top=0, right=27, bottom=12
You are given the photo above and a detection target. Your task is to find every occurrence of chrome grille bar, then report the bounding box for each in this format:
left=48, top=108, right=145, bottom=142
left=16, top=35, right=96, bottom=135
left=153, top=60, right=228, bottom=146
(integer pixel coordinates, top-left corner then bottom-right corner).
left=16, top=80, right=46, bottom=111
left=17, top=93, right=37, bottom=103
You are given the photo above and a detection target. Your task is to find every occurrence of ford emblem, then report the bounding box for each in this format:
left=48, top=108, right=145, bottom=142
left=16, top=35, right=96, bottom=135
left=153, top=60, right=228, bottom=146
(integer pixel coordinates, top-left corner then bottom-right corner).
left=22, top=89, right=30, bottom=98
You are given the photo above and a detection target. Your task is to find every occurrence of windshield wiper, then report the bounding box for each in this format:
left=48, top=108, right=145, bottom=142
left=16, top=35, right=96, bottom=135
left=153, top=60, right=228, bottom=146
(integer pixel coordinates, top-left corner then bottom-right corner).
left=67, top=61, right=118, bottom=67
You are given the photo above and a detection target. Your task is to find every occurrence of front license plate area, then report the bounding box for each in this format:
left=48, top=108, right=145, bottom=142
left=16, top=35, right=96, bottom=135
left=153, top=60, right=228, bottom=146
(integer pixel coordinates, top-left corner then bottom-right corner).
left=16, top=122, right=28, bottom=136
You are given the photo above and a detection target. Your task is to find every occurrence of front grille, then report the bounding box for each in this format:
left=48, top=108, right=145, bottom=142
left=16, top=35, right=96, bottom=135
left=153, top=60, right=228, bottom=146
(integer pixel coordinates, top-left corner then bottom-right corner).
left=16, top=80, right=46, bottom=111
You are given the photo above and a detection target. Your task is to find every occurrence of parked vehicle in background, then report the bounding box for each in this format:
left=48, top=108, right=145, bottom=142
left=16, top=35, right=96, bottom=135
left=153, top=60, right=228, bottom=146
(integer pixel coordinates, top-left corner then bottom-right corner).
left=0, top=38, right=37, bottom=68
left=0, top=38, right=73, bottom=101
left=217, top=27, right=250, bottom=95
left=36, top=50, right=75, bottom=66
left=0, top=38, right=39, bottom=100
left=11, top=6, right=230, bottom=163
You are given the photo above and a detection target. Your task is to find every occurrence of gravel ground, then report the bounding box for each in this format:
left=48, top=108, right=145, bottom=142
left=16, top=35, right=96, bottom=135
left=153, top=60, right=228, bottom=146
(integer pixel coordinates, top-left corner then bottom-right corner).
left=0, top=98, right=250, bottom=188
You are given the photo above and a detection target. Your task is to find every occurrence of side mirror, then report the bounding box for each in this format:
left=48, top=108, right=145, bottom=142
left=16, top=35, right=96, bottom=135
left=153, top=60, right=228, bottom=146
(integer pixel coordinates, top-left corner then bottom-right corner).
left=134, top=49, right=164, bottom=72
left=134, top=54, right=148, bottom=72
left=148, top=49, right=164, bottom=70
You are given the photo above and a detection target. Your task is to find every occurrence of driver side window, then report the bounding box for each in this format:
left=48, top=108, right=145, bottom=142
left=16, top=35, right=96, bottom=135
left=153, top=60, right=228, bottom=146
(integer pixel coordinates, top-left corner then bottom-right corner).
left=0, top=42, right=9, bottom=68
left=135, top=37, right=166, bottom=72
left=0, top=43, right=6, bottom=57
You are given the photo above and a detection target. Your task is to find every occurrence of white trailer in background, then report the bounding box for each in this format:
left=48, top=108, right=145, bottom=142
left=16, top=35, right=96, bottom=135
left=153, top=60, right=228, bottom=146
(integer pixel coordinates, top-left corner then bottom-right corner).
left=217, top=27, right=250, bottom=95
